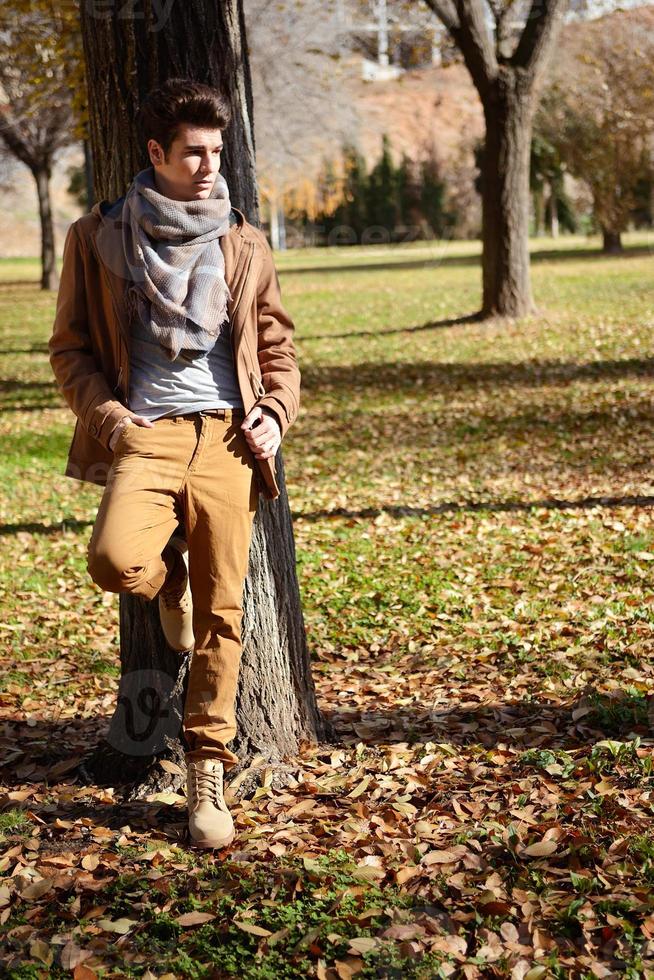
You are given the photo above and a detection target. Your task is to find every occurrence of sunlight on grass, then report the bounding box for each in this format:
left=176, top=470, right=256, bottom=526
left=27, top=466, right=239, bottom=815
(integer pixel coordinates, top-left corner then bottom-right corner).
left=1, top=233, right=653, bottom=976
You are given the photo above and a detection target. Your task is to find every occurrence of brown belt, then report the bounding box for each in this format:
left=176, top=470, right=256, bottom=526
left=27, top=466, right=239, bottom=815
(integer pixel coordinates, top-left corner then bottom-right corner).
left=177, top=408, right=246, bottom=420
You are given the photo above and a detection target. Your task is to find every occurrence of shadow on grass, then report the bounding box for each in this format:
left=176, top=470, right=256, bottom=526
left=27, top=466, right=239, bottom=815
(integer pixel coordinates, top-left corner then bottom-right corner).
left=0, top=518, right=93, bottom=536
left=283, top=241, right=653, bottom=279
left=0, top=379, right=60, bottom=412
left=0, top=380, right=54, bottom=392
left=0, top=688, right=649, bottom=805
left=2, top=494, right=653, bottom=537
left=290, top=398, right=654, bottom=476
left=0, top=280, right=43, bottom=289
left=322, top=686, right=652, bottom=752
left=302, top=312, right=481, bottom=342
left=292, top=493, right=654, bottom=523
left=301, top=356, right=654, bottom=391
left=1, top=400, right=61, bottom=412
left=0, top=344, right=49, bottom=355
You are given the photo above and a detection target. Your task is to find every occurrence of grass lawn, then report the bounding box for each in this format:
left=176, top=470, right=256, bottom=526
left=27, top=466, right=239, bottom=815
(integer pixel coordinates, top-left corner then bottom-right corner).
left=1, top=231, right=654, bottom=978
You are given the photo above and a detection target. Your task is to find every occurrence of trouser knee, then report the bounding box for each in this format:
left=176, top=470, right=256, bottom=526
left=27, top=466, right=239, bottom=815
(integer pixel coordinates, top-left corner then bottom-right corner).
left=87, top=542, right=141, bottom=594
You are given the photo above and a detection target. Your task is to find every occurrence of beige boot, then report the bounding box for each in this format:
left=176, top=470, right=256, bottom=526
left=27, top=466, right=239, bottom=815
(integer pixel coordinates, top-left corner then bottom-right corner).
left=158, top=535, right=194, bottom=652
left=186, top=756, right=235, bottom=849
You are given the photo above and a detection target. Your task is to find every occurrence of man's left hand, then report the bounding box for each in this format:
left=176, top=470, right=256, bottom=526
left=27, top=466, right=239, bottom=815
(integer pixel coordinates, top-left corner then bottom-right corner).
left=241, top=406, right=281, bottom=460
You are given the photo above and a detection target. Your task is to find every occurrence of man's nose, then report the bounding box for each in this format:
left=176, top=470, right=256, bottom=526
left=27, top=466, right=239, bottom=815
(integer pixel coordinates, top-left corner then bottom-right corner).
left=199, top=154, right=213, bottom=173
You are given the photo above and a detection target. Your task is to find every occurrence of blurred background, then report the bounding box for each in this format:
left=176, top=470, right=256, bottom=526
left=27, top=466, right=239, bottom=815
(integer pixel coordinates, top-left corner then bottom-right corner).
left=1, top=0, right=652, bottom=266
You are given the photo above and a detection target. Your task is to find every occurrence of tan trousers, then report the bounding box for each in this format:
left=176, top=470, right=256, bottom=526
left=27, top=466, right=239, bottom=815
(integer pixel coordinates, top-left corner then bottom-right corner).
left=86, top=408, right=259, bottom=771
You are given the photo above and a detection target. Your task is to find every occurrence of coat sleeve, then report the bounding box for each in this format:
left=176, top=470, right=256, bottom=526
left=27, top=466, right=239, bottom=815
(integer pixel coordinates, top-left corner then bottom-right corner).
left=48, top=221, right=130, bottom=451
left=254, top=233, right=301, bottom=438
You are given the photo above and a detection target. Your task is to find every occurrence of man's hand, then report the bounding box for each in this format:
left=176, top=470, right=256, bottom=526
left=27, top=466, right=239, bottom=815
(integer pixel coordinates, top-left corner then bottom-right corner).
left=108, top=413, right=155, bottom=451
left=241, top=406, right=281, bottom=460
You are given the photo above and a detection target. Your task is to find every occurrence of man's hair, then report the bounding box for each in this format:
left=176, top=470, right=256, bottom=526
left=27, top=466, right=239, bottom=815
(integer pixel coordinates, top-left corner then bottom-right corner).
left=137, top=78, right=231, bottom=157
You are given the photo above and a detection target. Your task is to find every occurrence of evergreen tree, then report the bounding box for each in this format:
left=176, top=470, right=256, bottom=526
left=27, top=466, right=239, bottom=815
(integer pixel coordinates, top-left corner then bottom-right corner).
left=365, top=134, right=400, bottom=237
left=396, top=152, right=419, bottom=227
left=420, top=151, right=448, bottom=237
left=313, top=139, right=457, bottom=246
left=332, top=142, right=368, bottom=242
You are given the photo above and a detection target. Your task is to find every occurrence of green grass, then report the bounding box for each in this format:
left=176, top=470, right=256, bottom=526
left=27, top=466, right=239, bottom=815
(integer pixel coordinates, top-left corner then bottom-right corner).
left=1, top=230, right=654, bottom=977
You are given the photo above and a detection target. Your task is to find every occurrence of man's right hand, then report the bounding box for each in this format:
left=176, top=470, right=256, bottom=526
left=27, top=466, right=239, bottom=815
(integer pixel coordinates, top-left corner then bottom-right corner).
left=108, top=414, right=155, bottom=451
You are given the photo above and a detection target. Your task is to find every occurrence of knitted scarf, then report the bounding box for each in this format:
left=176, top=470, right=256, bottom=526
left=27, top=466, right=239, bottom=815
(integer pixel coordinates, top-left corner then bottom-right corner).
left=121, top=166, right=232, bottom=362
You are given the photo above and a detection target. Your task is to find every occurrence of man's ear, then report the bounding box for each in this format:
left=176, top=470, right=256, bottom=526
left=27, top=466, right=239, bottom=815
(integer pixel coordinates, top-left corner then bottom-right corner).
left=147, top=138, right=165, bottom=167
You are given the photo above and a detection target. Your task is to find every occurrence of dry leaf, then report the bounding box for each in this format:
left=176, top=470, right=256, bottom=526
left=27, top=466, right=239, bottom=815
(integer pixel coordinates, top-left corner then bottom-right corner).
left=348, top=936, right=378, bottom=954
left=233, top=920, right=273, bottom=937
left=175, top=911, right=217, bottom=927
left=73, top=967, right=98, bottom=980
left=523, top=839, right=559, bottom=858
left=96, top=917, right=138, bottom=935
left=19, top=878, right=54, bottom=900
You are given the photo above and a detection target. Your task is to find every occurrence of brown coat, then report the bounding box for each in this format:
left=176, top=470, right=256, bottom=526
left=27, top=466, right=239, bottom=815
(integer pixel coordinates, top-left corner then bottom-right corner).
left=48, top=199, right=300, bottom=500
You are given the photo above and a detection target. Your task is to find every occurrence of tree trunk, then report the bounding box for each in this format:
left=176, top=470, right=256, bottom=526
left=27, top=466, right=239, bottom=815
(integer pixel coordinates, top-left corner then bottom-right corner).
left=83, top=139, right=95, bottom=210
left=547, top=179, right=559, bottom=238
left=602, top=228, right=622, bottom=254
left=481, top=71, right=535, bottom=318
left=78, top=0, right=331, bottom=799
left=278, top=202, right=287, bottom=250
left=33, top=163, right=58, bottom=291
left=81, top=0, right=257, bottom=212
left=533, top=185, right=544, bottom=237
left=269, top=195, right=280, bottom=251
left=423, top=0, right=567, bottom=322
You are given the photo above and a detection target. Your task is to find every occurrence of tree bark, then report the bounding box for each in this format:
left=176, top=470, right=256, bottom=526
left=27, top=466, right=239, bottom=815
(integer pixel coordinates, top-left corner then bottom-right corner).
left=481, top=73, right=535, bottom=317
left=33, top=163, right=58, bottom=291
left=78, top=0, right=331, bottom=799
left=83, top=139, right=95, bottom=210
left=602, top=228, right=622, bottom=254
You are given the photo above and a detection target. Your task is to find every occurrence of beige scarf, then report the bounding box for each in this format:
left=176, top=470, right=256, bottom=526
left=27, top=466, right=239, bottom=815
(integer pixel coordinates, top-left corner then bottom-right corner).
left=121, top=166, right=232, bottom=363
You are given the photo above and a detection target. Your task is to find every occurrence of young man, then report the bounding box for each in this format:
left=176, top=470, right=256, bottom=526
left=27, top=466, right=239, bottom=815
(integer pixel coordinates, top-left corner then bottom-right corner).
left=48, top=78, right=300, bottom=849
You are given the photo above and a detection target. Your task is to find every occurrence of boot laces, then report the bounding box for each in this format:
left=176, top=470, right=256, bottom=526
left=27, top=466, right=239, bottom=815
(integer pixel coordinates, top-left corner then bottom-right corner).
left=160, top=553, right=189, bottom=610
left=190, top=763, right=228, bottom=811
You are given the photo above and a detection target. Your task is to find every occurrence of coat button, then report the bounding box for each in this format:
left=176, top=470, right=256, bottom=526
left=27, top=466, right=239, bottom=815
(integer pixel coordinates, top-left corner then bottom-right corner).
left=89, top=423, right=98, bottom=436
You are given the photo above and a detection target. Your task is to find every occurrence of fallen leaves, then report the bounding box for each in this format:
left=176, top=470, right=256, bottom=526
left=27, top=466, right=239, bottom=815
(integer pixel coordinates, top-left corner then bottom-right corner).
left=2, top=248, right=654, bottom=976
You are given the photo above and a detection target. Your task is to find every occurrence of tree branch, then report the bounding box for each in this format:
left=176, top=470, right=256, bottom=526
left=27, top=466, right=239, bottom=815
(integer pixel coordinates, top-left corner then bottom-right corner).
left=424, top=0, right=498, bottom=98
left=511, top=0, right=568, bottom=77
left=423, top=0, right=460, bottom=34
left=0, top=110, right=37, bottom=170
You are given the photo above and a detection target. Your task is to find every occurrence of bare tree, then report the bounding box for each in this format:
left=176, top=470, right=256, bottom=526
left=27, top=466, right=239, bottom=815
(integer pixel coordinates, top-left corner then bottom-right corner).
left=0, top=2, right=78, bottom=289
left=244, top=0, right=359, bottom=246
left=0, top=142, right=21, bottom=192
left=419, top=0, right=567, bottom=318
left=535, top=6, right=654, bottom=252
left=77, top=0, right=330, bottom=799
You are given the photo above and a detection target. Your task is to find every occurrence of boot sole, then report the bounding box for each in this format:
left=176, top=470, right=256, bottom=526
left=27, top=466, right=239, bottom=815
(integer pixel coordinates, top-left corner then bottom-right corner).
left=191, top=829, right=235, bottom=849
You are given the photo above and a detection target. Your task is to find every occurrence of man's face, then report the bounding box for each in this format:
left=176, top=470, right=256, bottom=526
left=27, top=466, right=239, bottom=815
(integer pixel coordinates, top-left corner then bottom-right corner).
left=148, top=124, right=224, bottom=202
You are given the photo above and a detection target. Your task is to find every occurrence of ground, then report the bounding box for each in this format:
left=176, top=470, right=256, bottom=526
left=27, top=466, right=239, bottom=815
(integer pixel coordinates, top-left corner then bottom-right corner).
left=0, top=233, right=653, bottom=978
